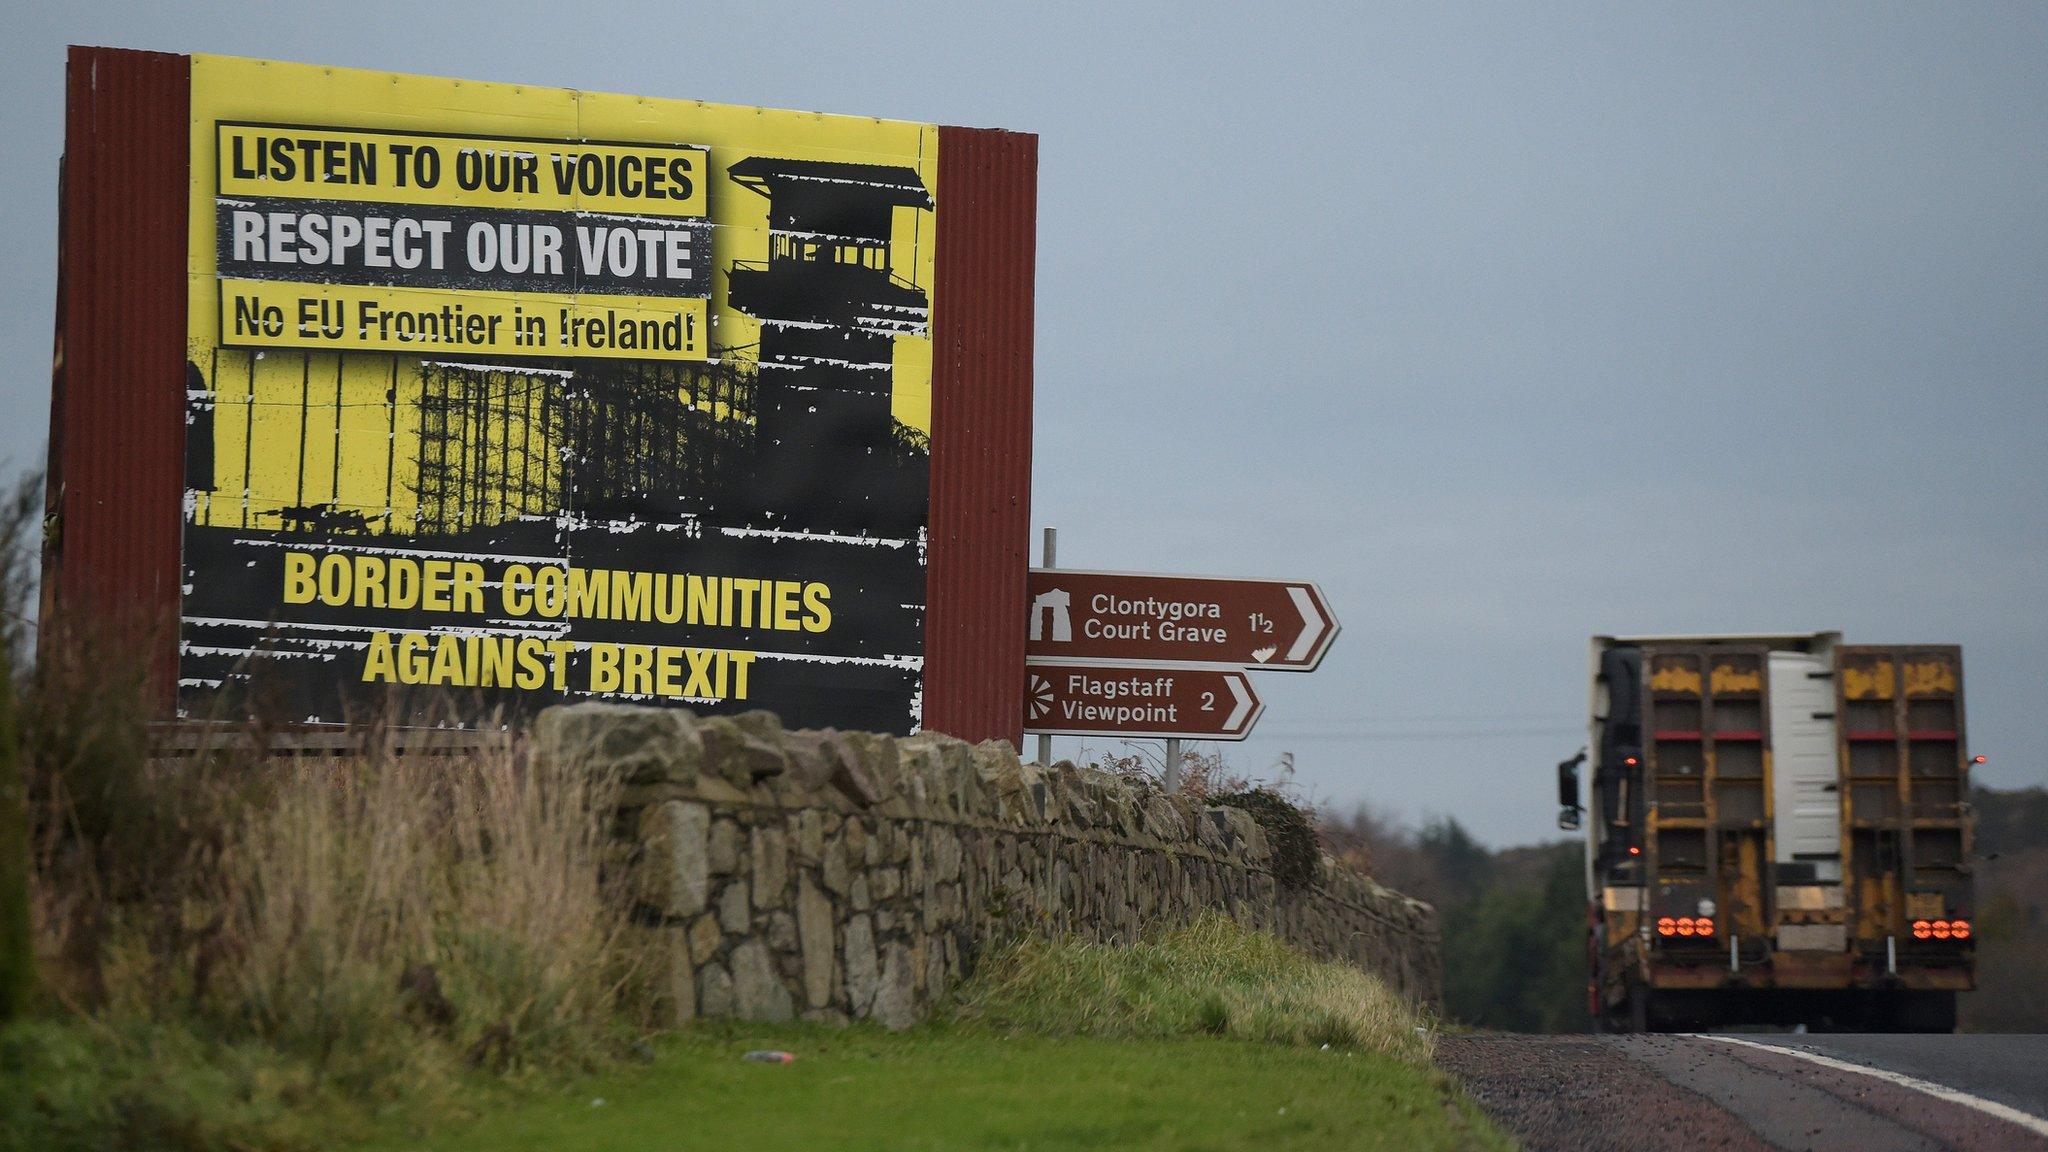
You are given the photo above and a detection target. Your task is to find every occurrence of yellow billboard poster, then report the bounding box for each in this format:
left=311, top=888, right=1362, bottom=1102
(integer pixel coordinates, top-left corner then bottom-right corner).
left=182, top=55, right=940, bottom=732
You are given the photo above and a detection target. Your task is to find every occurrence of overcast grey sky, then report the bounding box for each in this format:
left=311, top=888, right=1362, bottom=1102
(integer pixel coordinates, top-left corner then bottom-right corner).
left=2, top=2, right=2042, bottom=845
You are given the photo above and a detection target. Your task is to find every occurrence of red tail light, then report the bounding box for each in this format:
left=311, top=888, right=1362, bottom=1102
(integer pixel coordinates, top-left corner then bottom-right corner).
left=1912, top=918, right=1971, bottom=941
left=1697, top=917, right=1714, bottom=936
left=1676, top=917, right=1696, bottom=936
left=1656, top=917, right=1676, bottom=936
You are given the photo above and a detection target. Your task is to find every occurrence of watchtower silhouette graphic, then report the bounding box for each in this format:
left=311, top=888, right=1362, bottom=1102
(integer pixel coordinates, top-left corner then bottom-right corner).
left=725, top=156, right=932, bottom=532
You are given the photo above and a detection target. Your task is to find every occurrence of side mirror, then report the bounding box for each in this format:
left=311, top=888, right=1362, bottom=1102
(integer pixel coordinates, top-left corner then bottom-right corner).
left=1556, top=748, right=1586, bottom=830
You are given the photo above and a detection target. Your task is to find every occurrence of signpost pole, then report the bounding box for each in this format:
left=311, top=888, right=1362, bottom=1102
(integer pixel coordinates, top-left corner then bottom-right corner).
left=1036, top=527, right=1056, bottom=766
left=1163, top=737, right=1182, bottom=793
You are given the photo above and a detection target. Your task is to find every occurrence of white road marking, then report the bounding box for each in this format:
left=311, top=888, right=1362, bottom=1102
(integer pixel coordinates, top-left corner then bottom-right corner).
left=1691, top=1033, right=2048, bottom=1138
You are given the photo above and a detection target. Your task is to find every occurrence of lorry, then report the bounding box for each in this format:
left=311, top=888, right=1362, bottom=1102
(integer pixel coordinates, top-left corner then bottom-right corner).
left=1558, top=633, right=1976, bottom=1032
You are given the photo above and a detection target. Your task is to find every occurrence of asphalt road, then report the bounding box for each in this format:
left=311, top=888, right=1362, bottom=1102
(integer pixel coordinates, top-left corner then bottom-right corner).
left=1437, top=1032, right=2048, bottom=1152
left=1737, top=1033, right=2048, bottom=1123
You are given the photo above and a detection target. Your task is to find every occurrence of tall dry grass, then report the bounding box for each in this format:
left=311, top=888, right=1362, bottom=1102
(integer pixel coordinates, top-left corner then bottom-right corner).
left=9, top=716, right=645, bottom=1149
left=176, top=735, right=638, bottom=1080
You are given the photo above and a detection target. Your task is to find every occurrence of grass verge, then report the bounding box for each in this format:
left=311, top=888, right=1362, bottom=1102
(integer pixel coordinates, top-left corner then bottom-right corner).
left=342, top=920, right=1501, bottom=1152
left=349, top=1024, right=1508, bottom=1152
left=9, top=888, right=1503, bottom=1151
left=1, top=1014, right=442, bottom=1151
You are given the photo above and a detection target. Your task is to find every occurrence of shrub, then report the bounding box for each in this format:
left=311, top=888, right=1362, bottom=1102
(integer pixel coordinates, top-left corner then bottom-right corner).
left=1212, top=788, right=1322, bottom=891
left=0, top=471, right=38, bottom=1023
left=0, top=651, right=27, bottom=1023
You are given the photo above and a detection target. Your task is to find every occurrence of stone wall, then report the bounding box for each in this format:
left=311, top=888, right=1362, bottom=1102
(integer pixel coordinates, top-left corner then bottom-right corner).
left=535, top=704, right=1441, bottom=1029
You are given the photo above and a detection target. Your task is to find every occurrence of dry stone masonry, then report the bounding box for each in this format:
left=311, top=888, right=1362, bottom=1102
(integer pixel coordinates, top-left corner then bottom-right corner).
left=534, top=703, right=1441, bottom=1029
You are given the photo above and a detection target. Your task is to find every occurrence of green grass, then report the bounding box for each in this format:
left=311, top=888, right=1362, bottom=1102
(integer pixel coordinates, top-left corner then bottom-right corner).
left=345, top=921, right=1504, bottom=1152
left=352, top=1024, right=1507, bottom=1152
left=952, top=917, right=1430, bottom=1057
left=2, top=1018, right=273, bottom=1150
left=0, top=1015, right=476, bottom=1151
left=3, top=1017, right=1510, bottom=1152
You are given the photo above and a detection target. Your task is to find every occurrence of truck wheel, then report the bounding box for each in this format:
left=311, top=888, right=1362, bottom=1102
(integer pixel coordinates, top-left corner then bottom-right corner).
left=1887, top=991, right=1957, bottom=1033
left=1627, top=985, right=1651, bottom=1033
left=1587, top=942, right=1607, bottom=1032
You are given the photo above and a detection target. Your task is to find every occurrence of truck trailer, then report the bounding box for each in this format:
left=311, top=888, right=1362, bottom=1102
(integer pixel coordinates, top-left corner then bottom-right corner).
left=1559, top=633, right=1976, bottom=1032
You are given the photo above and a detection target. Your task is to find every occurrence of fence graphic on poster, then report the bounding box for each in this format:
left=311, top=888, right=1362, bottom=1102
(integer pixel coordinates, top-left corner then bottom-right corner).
left=187, top=348, right=758, bottom=539
left=409, top=361, right=561, bottom=537
left=545, top=358, right=757, bottom=527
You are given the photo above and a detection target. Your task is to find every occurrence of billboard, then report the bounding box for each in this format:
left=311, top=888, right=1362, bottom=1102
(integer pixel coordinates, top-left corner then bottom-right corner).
left=179, top=56, right=941, bottom=732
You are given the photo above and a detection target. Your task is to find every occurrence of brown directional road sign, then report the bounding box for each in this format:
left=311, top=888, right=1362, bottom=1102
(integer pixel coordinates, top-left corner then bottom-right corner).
left=1025, top=570, right=1338, bottom=671
left=1022, top=663, right=1263, bottom=740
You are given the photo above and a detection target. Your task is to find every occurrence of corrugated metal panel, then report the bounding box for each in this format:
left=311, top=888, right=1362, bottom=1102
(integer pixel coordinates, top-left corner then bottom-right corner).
left=923, top=126, right=1038, bottom=746
left=47, top=47, right=189, bottom=708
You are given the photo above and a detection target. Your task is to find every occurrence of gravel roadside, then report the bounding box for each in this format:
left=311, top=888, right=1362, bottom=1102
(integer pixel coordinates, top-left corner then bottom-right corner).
left=1435, top=1033, right=1774, bottom=1152
left=1436, top=1033, right=2048, bottom=1152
